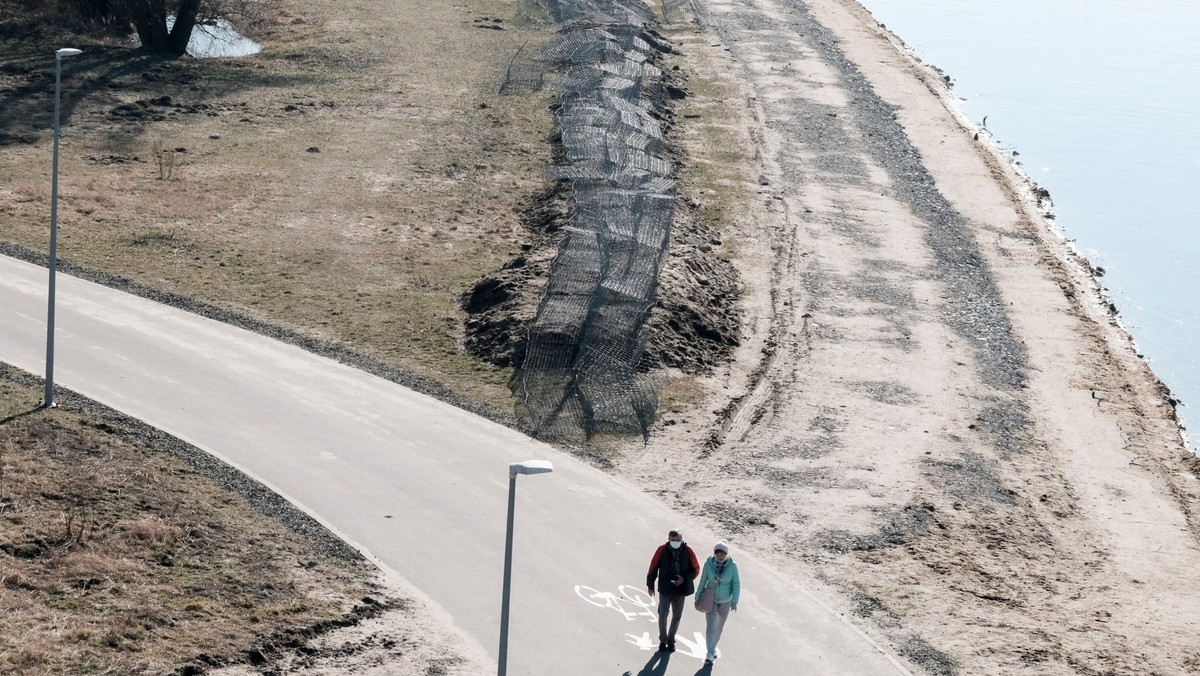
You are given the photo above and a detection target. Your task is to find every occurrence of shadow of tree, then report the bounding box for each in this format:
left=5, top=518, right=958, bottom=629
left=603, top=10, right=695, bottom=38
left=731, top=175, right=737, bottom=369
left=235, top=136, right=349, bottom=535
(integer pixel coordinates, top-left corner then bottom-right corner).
left=0, top=37, right=320, bottom=150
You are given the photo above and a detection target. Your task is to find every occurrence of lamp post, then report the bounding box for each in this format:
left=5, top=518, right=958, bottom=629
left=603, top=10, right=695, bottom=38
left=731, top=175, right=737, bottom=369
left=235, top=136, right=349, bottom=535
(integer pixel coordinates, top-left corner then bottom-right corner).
left=44, top=47, right=82, bottom=409
left=498, top=459, right=553, bottom=676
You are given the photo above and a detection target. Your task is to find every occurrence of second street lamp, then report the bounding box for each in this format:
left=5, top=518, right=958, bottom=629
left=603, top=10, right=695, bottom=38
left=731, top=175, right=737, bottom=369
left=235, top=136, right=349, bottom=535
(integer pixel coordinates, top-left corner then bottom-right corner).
left=497, top=460, right=553, bottom=676
left=44, top=47, right=82, bottom=409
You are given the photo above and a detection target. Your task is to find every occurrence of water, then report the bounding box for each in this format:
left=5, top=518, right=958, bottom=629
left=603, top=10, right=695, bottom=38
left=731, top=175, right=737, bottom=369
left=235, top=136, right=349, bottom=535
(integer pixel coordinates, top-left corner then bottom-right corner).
left=132, top=16, right=261, bottom=58
left=181, top=18, right=261, bottom=58
left=855, top=0, right=1200, bottom=451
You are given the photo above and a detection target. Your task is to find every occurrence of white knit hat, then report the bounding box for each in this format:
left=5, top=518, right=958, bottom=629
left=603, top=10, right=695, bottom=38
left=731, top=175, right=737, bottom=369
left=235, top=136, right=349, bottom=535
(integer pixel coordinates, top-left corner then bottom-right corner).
left=713, top=541, right=729, bottom=553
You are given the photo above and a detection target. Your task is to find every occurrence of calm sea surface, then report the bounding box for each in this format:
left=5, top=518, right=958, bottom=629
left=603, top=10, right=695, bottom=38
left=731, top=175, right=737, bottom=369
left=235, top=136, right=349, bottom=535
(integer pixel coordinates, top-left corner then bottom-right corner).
left=854, top=0, right=1200, bottom=451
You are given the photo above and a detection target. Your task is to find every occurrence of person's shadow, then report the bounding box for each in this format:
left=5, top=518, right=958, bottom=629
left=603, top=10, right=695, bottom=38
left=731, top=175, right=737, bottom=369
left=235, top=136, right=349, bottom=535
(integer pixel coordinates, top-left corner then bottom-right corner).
left=620, top=652, right=715, bottom=676
left=621, top=651, right=670, bottom=676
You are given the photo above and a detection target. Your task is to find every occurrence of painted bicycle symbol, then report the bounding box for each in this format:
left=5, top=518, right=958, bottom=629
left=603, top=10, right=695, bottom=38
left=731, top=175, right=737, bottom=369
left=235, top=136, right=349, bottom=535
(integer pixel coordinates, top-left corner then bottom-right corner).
left=574, top=584, right=708, bottom=659
left=574, top=584, right=657, bottom=622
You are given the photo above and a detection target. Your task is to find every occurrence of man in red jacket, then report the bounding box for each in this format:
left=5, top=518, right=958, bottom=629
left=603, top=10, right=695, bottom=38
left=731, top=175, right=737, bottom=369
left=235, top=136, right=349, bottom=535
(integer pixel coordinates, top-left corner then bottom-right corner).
left=646, top=529, right=700, bottom=653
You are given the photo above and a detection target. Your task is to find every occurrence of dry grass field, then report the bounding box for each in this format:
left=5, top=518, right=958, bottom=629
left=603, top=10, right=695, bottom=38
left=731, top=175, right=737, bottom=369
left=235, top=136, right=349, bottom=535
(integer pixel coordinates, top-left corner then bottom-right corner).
left=0, top=0, right=568, bottom=672
left=1, top=0, right=558, bottom=412
left=0, top=367, right=389, bottom=675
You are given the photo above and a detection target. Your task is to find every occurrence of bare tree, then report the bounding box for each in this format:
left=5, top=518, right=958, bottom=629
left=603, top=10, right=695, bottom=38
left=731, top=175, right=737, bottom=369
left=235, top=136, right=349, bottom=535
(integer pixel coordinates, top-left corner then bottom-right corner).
left=66, top=0, right=261, bottom=56
left=131, top=0, right=201, bottom=56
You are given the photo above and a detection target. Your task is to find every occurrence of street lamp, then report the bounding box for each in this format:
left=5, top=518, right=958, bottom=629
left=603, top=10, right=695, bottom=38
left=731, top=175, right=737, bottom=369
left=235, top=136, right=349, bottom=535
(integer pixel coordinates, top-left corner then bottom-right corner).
left=44, top=47, right=82, bottom=408
left=498, top=459, right=553, bottom=676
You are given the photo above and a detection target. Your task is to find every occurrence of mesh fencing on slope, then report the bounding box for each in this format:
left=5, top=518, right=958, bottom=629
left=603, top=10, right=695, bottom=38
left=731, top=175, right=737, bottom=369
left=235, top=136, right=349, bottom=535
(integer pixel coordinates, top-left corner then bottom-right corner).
left=519, top=0, right=675, bottom=439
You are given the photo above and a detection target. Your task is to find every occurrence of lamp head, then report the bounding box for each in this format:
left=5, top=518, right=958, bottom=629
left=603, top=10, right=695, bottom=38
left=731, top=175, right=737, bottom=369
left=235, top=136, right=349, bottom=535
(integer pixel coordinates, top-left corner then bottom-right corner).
left=57, top=48, right=82, bottom=59
left=510, top=460, right=554, bottom=477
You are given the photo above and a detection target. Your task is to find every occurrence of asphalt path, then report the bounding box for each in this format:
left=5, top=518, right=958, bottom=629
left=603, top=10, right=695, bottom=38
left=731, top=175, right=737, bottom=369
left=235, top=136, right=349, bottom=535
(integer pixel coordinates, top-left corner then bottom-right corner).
left=0, top=255, right=909, bottom=675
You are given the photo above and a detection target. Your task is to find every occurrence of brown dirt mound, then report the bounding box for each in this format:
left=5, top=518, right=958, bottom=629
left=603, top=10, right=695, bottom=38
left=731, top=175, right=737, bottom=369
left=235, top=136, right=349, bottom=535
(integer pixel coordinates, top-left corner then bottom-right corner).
left=461, top=184, right=741, bottom=377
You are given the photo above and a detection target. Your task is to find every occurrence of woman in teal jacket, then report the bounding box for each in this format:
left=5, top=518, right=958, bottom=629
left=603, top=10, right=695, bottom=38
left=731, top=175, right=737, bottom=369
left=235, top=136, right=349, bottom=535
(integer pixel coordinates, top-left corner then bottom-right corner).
left=694, top=541, right=741, bottom=664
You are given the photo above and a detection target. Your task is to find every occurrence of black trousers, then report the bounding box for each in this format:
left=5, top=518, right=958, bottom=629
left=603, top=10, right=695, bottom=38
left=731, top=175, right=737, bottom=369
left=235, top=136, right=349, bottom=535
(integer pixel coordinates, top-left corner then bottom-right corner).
left=657, top=593, right=686, bottom=643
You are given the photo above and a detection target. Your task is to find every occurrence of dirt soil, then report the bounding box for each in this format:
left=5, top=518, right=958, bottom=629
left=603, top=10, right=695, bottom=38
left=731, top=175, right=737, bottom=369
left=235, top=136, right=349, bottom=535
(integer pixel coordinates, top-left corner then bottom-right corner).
left=3, top=0, right=1200, bottom=674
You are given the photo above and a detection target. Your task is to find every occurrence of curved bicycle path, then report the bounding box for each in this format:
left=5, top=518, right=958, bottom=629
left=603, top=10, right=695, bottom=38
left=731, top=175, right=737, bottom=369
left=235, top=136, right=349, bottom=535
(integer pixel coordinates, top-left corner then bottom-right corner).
left=0, top=254, right=909, bottom=674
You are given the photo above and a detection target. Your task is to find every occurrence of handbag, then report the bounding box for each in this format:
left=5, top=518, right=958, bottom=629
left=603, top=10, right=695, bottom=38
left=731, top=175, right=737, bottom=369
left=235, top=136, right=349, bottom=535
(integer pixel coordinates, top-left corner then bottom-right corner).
left=694, top=585, right=715, bottom=612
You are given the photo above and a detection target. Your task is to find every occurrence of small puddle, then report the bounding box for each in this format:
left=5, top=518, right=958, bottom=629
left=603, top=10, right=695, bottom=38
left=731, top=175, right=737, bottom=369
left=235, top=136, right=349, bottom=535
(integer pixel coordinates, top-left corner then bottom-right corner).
left=132, top=16, right=261, bottom=58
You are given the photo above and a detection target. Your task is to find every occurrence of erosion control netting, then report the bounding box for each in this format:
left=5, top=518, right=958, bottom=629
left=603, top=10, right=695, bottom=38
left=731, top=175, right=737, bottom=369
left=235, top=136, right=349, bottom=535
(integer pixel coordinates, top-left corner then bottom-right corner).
left=521, top=0, right=675, bottom=439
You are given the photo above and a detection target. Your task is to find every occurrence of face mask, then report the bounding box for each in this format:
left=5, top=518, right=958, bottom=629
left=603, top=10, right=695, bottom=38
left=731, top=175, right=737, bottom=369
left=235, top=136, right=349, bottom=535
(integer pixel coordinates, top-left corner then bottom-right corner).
left=670, top=540, right=682, bottom=549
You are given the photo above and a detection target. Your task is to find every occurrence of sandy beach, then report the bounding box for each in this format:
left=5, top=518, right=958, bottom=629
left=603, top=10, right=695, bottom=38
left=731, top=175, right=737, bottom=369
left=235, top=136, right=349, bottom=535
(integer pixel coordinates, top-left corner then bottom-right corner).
left=616, top=0, right=1200, bottom=672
